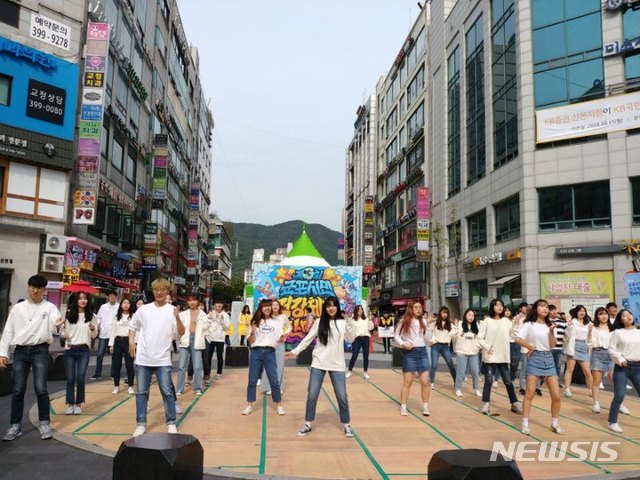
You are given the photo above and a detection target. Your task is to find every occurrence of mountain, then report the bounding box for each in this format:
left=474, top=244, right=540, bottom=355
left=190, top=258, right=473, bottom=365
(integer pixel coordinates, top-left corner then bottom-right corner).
left=226, top=220, right=341, bottom=279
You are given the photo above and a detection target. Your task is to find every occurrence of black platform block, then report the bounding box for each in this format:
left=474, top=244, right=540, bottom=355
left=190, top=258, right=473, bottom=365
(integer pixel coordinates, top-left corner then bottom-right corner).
left=225, top=346, right=249, bottom=367
left=296, top=346, right=314, bottom=365
left=392, top=347, right=403, bottom=368
left=429, top=448, right=522, bottom=480
left=113, top=433, right=203, bottom=480
left=0, top=363, right=12, bottom=396
left=48, top=353, right=66, bottom=381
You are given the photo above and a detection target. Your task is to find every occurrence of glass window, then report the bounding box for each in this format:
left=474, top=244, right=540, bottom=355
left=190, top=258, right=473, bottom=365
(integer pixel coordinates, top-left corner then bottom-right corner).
left=531, top=0, right=563, bottom=28
left=494, top=195, right=520, bottom=242
left=105, top=0, right=118, bottom=35
left=155, top=27, right=166, bottom=61
left=538, top=181, right=610, bottom=230
left=626, top=54, right=640, bottom=81
left=568, top=59, right=604, bottom=102
left=112, top=138, right=123, bottom=172
left=447, top=221, right=461, bottom=257
left=0, top=74, right=11, bottom=106
left=400, top=260, right=422, bottom=283
left=125, top=152, right=136, bottom=183
left=469, top=279, right=489, bottom=315
left=566, top=14, right=601, bottom=57
left=115, top=70, right=128, bottom=115
left=532, top=24, right=565, bottom=64
left=120, top=21, right=132, bottom=60
left=101, top=125, right=109, bottom=159
left=448, top=47, right=461, bottom=196
left=467, top=210, right=487, bottom=250
left=632, top=177, right=640, bottom=225
left=135, top=0, right=147, bottom=31
left=129, top=98, right=140, bottom=133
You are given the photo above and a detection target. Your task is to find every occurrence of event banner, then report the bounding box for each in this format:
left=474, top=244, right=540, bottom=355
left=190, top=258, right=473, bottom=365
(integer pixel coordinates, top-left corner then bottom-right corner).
left=252, top=264, right=362, bottom=345
left=539, top=271, right=614, bottom=316
left=536, top=90, right=640, bottom=144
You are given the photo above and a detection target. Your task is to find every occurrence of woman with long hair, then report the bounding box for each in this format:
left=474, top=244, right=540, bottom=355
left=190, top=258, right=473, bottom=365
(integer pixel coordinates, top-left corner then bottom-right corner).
left=346, top=305, right=374, bottom=380
left=242, top=299, right=286, bottom=416
left=261, top=299, right=291, bottom=395
left=238, top=305, right=251, bottom=346
left=429, top=306, right=456, bottom=387
left=515, top=299, right=563, bottom=435
left=394, top=300, right=432, bottom=416
left=63, top=292, right=97, bottom=415
left=477, top=298, right=522, bottom=415
left=563, top=305, right=593, bottom=397
left=286, top=297, right=356, bottom=437
left=607, top=309, right=640, bottom=433
left=589, top=307, right=614, bottom=413
left=453, top=308, right=481, bottom=397
left=108, top=298, right=136, bottom=395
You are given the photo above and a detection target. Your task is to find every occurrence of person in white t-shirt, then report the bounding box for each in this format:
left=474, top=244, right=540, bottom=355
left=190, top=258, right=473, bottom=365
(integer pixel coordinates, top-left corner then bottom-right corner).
left=261, top=299, right=291, bottom=395
left=91, top=290, right=119, bottom=379
left=128, top=278, right=185, bottom=437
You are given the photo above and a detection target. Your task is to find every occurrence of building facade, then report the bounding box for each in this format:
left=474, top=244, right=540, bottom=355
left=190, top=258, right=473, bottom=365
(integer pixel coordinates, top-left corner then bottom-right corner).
left=207, top=214, right=232, bottom=286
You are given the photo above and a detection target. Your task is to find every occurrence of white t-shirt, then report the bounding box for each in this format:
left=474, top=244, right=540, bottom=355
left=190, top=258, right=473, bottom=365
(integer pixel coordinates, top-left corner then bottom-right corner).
left=292, top=318, right=356, bottom=371
left=129, top=303, right=178, bottom=366
left=97, top=302, right=119, bottom=339
left=571, top=320, right=589, bottom=341
left=609, top=328, right=640, bottom=364
left=0, top=300, right=61, bottom=357
left=64, top=313, right=97, bottom=347
left=517, top=322, right=552, bottom=351
left=252, top=316, right=289, bottom=348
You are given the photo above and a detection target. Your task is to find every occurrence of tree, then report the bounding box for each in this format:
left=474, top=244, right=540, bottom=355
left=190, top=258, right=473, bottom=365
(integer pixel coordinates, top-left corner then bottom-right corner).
left=211, top=278, right=245, bottom=305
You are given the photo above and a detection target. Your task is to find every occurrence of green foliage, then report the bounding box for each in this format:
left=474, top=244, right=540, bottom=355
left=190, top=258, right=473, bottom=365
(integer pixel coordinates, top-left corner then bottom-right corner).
left=211, top=278, right=245, bottom=304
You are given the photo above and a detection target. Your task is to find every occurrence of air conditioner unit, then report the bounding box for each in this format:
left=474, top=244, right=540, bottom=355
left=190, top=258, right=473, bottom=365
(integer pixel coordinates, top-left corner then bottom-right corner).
left=41, top=254, right=64, bottom=274
left=44, top=234, right=67, bottom=254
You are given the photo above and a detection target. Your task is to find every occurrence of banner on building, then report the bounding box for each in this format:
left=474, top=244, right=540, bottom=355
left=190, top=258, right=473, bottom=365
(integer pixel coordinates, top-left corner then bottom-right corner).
left=536, top=91, right=640, bottom=144
left=540, top=271, right=615, bottom=316
left=624, top=272, right=640, bottom=326
left=253, top=264, right=362, bottom=347
left=416, top=187, right=430, bottom=261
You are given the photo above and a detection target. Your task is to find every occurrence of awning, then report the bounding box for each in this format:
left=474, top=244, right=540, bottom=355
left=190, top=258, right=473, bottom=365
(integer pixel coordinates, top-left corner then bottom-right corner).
left=80, top=269, right=138, bottom=290
left=488, top=274, right=521, bottom=287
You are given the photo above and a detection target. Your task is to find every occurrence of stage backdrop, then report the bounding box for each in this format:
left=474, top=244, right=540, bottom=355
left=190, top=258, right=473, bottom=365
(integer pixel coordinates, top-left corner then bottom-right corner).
left=253, top=264, right=362, bottom=346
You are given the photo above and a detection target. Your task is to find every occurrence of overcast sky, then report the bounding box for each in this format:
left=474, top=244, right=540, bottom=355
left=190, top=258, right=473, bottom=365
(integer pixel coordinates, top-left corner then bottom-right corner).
left=178, top=1, right=423, bottom=231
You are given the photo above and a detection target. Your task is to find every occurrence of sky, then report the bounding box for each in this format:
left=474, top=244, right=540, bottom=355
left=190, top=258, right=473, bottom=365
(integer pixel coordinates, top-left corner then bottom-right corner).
left=178, top=1, right=424, bottom=231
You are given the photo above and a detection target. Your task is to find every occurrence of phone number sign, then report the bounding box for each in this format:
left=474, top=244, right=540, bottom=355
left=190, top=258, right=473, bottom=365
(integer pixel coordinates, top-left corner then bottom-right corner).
left=26, top=79, right=65, bottom=125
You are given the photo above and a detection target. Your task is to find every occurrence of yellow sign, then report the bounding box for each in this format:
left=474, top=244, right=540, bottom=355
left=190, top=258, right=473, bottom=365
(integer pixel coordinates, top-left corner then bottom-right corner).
left=540, top=271, right=614, bottom=298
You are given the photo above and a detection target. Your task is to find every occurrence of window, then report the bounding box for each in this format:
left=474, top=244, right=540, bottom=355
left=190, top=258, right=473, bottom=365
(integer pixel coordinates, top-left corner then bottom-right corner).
left=125, top=152, right=136, bottom=183
left=494, top=194, right=520, bottom=242
left=538, top=180, right=610, bottom=231
left=120, top=21, right=132, bottom=60
left=532, top=0, right=604, bottom=109
left=112, top=138, right=124, bottom=172
left=466, top=16, right=486, bottom=185
left=469, top=279, right=489, bottom=315
left=155, top=27, right=166, bottom=61
left=407, top=102, right=424, bottom=138
left=384, top=232, right=397, bottom=254
left=115, top=70, right=128, bottom=115
left=632, top=177, right=640, bottom=225
left=623, top=8, right=640, bottom=82
left=105, top=0, right=118, bottom=36
left=88, top=198, right=106, bottom=239
left=135, top=0, right=147, bottom=32
left=407, top=65, right=425, bottom=107
left=101, top=126, right=109, bottom=159
left=447, top=220, right=461, bottom=257
left=400, top=260, right=422, bottom=283
left=447, top=48, right=461, bottom=196
left=467, top=210, right=487, bottom=250
left=129, top=98, right=140, bottom=134
left=160, top=0, right=170, bottom=23
left=0, top=74, right=11, bottom=106
left=0, top=0, right=20, bottom=28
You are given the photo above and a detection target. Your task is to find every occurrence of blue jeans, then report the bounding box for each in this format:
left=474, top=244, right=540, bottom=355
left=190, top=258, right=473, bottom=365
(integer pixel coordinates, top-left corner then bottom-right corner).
left=305, top=367, right=349, bottom=424
left=509, top=343, right=520, bottom=380
left=93, top=338, right=109, bottom=377
left=429, top=343, right=456, bottom=383
left=551, top=349, right=564, bottom=378
left=608, top=362, right=640, bottom=425
left=482, top=363, right=518, bottom=404
left=348, top=336, right=370, bottom=372
left=63, top=347, right=90, bottom=404
left=11, top=344, right=50, bottom=425
left=247, top=347, right=281, bottom=403
left=455, top=354, right=480, bottom=391
left=262, top=342, right=286, bottom=393
left=177, top=334, right=203, bottom=392
left=135, top=365, right=177, bottom=426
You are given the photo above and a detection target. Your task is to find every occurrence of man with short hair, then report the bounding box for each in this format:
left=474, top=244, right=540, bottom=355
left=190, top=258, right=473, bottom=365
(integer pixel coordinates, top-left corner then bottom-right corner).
left=92, top=289, right=119, bottom=379
left=203, top=299, right=231, bottom=385
left=0, top=275, right=63, bottom=441
left=549, top=304, right=567, bottom=380
left=606, top=302, right=618, bottom=324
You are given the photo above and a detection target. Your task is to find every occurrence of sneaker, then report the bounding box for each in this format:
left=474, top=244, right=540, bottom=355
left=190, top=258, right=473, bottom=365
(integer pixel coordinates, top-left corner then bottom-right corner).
left=599, top=382, right=605, bottom=390
left=455, top=390, right=463, bottom=397
left=492, top=381, right=498, bottom=389
left=475, top=389, right=482, bottom=397
left=344, top=425, right=354, bottom=438
left=481, top=403, right=490, bottom=415
left=242, top=405, right=254, bottom=415
left=39, top=423, right=53, bottom=440
left=204, top=377, right=212, bottom=386
left=297, top=424, right=312, bottom=436
left=550, top=424, right=565, bottom=435
left=3, top=425, right=22, bottom=441
left=73, top=405, right=82, bottom=415
left=626, top=384, right=632, bottom=390
left=511, top=402, right=523, bottom=414
left=620, top=404, right=631, bottom=415
left=535, top=389, right=543, bottom=397
left=609, top=423, right=623, bottom=433
left=265, top=390, right=272, bottom=395
left=422, top=405, right=431, bottom=416
left=112, top=386, right=119, bottom=395
left=127, top=387, right=135, bottom=395
left=277, top=406, right=286, bottom=416
left=564, top=388, right=572, bottom=397
left=90, top=374, right=100, bottom=380
left=216, top=373, right=222, bottom=379
left=518, top=388, right=525, bottom=395
left=195, top=390, right=202, bottom=396
left=592, top=402, right=601, bottom=413
left=176, top=391, right=183, bottom=396
left=167, top=424, right=178, bottom=434
left=257, top=379, right=261, bottom=386
left=345, top=371, right=352, bottom=379
left=65, top=406, right=74, bottom=415
left=400, top=405, right=408, bottom=416
left=363, top=372, right=370, bottom=380
left=430, top=383, right=435, bottom=388
left=521, top=426, right=530, bottom=435
left=133, top=426, right=146, bottom=437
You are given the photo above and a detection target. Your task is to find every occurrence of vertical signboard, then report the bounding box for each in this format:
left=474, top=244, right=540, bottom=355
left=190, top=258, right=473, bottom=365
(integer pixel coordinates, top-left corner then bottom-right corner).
left=72, top=22, right=109, bottom=225
left=187, top=183, right=200, bottom=276
left=337, top=233, right=345, bottom=266
left=152, top=134, right=168, bottom=208
left=363, top=195, right=375, bottom=273
left=143, top=223, right=159, bottom=268
left=416, top=187, right=430, bottom=261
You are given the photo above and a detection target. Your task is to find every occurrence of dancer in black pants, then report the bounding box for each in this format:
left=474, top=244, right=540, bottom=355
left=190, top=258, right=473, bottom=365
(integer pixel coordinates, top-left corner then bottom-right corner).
left=346, top=305, right=374, bottom=380
left=203, top=299, right=230, bottom=385
left=109, top=298, right=136, bottom=395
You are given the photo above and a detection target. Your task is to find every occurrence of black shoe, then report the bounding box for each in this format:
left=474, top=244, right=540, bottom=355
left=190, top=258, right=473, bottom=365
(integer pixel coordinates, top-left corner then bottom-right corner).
left=535, top=389, right=543, bottom=397
left=519, top=389, right=525, bottom=395
left=90, top=374, right=101, bottom=380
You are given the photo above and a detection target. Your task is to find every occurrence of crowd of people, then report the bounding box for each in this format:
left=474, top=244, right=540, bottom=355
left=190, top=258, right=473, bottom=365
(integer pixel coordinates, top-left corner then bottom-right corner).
left=0, top=275, right=639, bottom=441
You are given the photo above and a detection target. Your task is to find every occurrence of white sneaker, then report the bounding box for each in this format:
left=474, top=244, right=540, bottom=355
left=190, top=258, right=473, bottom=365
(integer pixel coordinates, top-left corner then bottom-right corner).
left=430, top=383, right=435, bottom=388
left=609, top=423, right=623, bottom=433
left=112, top=386, right=119, bottom=395
left=242, top=405, right=254, bottom=415
left=277, top=406, right=286, bottom=415
left=133, top=426, right=146, bottom=437
left=599, top=382, right=605, bottom=390
left=257, top=379, right=261, bottom=386
left=492, top=381, right=498, bottom=388
left=345, top=371, right=352, bottom=379
left=564, top=388, right=572, bottom=397
left=400, top=405, right=408, bottom=416
left=474, top=389, right=482, bottom=397
left=620, top=404, right=631, bottom=415
left=481, top=403, right=490, bottom=415
left=592, top=402, right=601, bottom=413
left=167, top=424, right=178, bottom=434
left=65, top=406, right=74, bottom=415
left=176, top=391, right=183, bottom=396
left=128, top=387, right=135, bottom=395
left=73, top=406, right=82, bottom=415
left=195, top=390, right=202, bottom=396
left=363, top=372, right=370, bottom=380
left=264, top=390, right=272, bottom=395
left=455, top=390, right=463, bottom=397
left=626, top=384, right=632, bottom=390
left=422, top=405, right=430, bottom=416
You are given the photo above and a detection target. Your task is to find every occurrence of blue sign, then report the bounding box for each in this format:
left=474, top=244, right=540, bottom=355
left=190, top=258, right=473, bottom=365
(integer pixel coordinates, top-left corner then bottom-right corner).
left=624, top=273, right=640, bottom=326
left=80, top=104, right=102, bottom=121
left=0, top=35, right=78, bottom=141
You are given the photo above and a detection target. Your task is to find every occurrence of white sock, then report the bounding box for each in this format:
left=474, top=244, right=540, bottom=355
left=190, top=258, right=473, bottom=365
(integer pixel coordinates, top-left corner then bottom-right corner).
left=483, top=402, right=490, bottom=408
left=551, top=418, right=559, bottom=428
left=522, top=418, right=529, bottom=427
left=423, top=402, right=429, bottom=408
left=401, top=403, right=407, bottom=409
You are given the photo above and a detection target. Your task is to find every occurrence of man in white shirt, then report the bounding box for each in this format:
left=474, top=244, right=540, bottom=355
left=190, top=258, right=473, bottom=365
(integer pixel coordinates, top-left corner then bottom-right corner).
left=203, top=299, right=231, bottom=384
left=128, top=278, right=185, bottom=437
left=91, top=289, right=119, bottom=379
left=0, top=275, right=63, bottom=441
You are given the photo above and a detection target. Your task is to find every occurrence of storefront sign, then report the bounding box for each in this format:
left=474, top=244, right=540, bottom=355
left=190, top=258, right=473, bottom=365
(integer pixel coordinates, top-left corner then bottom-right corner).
left=540, top=271, right=614, bottom=315
left=556, top=245, right=623, bottom=255
left=445, top=281, right=460, bottom=298
left=603, top=35, right=640, bottom=57
left=30, top=12, right=71, bottom=51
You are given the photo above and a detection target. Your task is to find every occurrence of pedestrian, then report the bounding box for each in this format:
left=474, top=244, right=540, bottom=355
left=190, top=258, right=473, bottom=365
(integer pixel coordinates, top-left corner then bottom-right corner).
left=607, top=309, right=640, bottom=433
left=453, top=308, right=482, bottom=397
left=429, top=306, right=456, bottom=388
left=346, top=305, right=374, bottom=380
left=262, top=299, right=291, bottom=395
left=109, top=298, right=136, bottom=395
left=394, top=299, right=432, bottom=417
left=0, top=275, right=63, bottom=441
left=286, top=296, right=356, bottom=437
left=379, top=311, right=394, bottom=354
left=589, top=307, right=618, bottom=413
left=204, top=299, right=230, bottom=385
left=515, top=299, right=563, bottom=435
left=62, top=292, right=98, bottom=415
left=563, top=305, right=593, bottom=397
left=128, top=278, right=185, bottom=436
left=176, top=294, right=210, bottom=396
left=91, top=289, right=118, bottom=380
left=238, top=305, right=251, bottom=346
left=549, top=305, right=567, bottom=379
left=242, top=299, right=286, bottom=416
left=477, top=298, right=522, bottom=415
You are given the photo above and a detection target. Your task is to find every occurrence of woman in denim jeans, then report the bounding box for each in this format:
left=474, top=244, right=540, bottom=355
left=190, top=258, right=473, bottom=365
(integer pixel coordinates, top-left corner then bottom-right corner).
left=607, top=309, right=640, bottom=433
left=286, top=297, right=356, bottom=438
left=176, top=294, right=211, bottom=396
left=453, top=309, right=481, bottom=397
left=62, top=292, right=97, bottom=415
left=429, top=306, right=456, bottom=388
